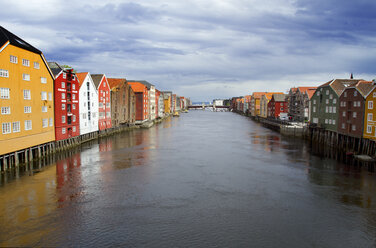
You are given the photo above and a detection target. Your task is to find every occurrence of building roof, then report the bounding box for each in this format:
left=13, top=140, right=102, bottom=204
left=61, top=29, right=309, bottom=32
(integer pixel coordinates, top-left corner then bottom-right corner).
left=306, top=88, right=317, bottom=99
left=47, top=62, right=64, bottom=77
left=76, top=72, right=89, bottom=87
left=272, top=94, right=287, bottom=102
left=0, top=26, right=42, bottom=54
left=252, top=92, right=268, bottom=99
left=261, top=92, right=284, bottom=100
left=128, top=82, right=147, bottom=93
left=128, top=80, right=154, bottom=89
left=351, top=80, right=374, bottom=97
left=91, top=74, right=105, bottom=88
left=319, top=79, right=362, bottom=96
left=107, top=78, right=126, bottom=90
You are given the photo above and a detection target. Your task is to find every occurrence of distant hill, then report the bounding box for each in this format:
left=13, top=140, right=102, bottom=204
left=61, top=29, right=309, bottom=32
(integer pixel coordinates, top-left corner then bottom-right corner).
left=192, top=102, right=210, bottom=105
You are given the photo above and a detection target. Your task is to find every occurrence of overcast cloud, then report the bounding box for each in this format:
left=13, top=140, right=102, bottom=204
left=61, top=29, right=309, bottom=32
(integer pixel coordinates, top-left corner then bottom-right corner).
left=2, top=0, right=376, bottom=101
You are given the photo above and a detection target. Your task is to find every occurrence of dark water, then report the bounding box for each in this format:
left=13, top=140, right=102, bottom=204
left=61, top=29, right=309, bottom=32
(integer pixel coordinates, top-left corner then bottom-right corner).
left=1, top=111, right=376, bottom=247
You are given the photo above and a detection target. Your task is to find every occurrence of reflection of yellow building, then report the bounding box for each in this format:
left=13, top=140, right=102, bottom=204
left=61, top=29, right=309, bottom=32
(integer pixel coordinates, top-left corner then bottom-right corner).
left=0, top=26, right=55, bottom=155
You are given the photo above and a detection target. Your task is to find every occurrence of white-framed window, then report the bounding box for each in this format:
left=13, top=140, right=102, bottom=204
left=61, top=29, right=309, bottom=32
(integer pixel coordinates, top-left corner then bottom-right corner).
left=333, top=98, right=337, bottom=104
left=343, top=111, right=346, bottom=117
left=22, top=73, right=30, bottom=81
left=343, top=102, right=346, bottom=107
left=82, top=113, right=86, bottom=119
left=367, top=125, right=372, bottom=133
left=313, top=106, right=316, bottom=113
left=62, top=93, right=65, bottom=99
left=48, top=92, right=52, bottom=101
left=41, top=77, right=47, bottom=84
left=329, top=119, right=332, bottom=124
left=354, top=91, right=357, bottom=97
left=72, top=84, right=75, bottom=90
left=63, top=72, right=66, bottom=79
left=61, top=82, right=65, bottom=88
left=353, top=112, right=357, bottom=118
left=106, top=111, right=111, bottom=117
left=49, top=118, right=53, bottom=126
left=357, top=101, right=361, bottom=107
left=0, top=88, right=10, bottom=99
left=2, top=122, right=11, bottom=134
left=106, top=102, right=110, bottom=107
left=368, top=101, right=373, bottom=109
left=41, top=91, right=47, bottom=100
left=24, top=120, right=32, bottom=130
left=1, top=107, right=10, bottom=115
left=10, top=55, right=18, bottom=64
left=34, top=62, right=40, bottom=69
left=13, top=121, right=20, bottom=132
left=374, top=92, right=376, bottom=98
left=333, top=107, right=336, bottom=113
left=368, top=113, right=373, bottom=121
left=62, top=104, right=65, bottom=110
left=42, top=118, right=48, bottom=128
left=62, top=128, right=66, bottom=134
left=342, top=123, right=346, bottom=129
left=73, top=115, right=76, bottom=122
left=313, top=118, right=318, bottom=124
left=0, top=69, right=9, bottom=78
left=353, top=101, right=357, bottom=107
left=23, top=90, right=31, bottom=100
left=73, top=126, right=76, bottom=132
left=326, top=99, right=329, bottom=104
left=325, top=119, right=328, bottom=124
left=352, top=125, right=356, bottom=131
left=344, top=91, right=347, bottom=97
left=22, top=59, right=30, bottom=67
left=317, top=91, right=320, bottom=96
left=72, top=104, right=76, bottom=110
left=326, top=90, right=329, bottom=95
left=329, top=94, right=333, bottom=99
left=42, top=106, right=47, bottom=112
left=329, top=106, right=332, bottom=113
left=325, top=106, right=328, bottom=113
left=24, top=106, right=31, bottom=113
left=72, top=94, right=75, bottom=100
left=62, top=116, right=66, bottom=123
left=333, top=119, right=336, bottom=125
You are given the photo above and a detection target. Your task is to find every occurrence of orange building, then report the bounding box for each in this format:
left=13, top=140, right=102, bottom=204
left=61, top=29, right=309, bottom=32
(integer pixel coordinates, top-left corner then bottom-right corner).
left=128, top=82, right=149, bottom=123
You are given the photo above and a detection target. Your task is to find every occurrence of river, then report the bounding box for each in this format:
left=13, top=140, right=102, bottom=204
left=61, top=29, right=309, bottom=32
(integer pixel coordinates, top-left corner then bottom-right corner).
left=1, top=111, right=376, bottom=247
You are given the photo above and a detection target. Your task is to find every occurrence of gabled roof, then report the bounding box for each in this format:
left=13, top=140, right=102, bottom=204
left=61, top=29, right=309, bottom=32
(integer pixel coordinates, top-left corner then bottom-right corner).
left=356, top=81, right=374, bottom=97
left=272, top=94, right=287, bottom=102
left=0, top=26, right=42, bottom=54
left=261, top=92, right=284, bottom=100
left=76, top=72, right=89, bottom=87
left=128, top=80, right=154, bottom=89
left=47, top=62, right=64, bottom=77
left=306, top=88, right=317, bottom=99
left=319, top=79, right=362, bottom=96
left=107, top=78, right=126, bottom=90
left=128, top=82, right=147, bottom=93
left=252, top=92, right=268, bottom=99
left=91, top=74, right=105, bottom=88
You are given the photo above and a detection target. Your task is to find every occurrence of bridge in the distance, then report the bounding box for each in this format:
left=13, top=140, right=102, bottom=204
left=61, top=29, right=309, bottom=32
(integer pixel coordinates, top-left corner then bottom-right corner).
left=188, top=104, right=229, bottom=110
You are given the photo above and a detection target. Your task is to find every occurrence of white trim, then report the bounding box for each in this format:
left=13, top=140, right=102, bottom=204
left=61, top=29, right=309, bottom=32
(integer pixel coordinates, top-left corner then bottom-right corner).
left=0, top=41, right=10, bottom=53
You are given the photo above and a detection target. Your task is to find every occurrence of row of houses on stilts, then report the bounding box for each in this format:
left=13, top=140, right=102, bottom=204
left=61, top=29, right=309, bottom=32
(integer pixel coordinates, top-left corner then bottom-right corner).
left=0, top=26, right=191, bottom=160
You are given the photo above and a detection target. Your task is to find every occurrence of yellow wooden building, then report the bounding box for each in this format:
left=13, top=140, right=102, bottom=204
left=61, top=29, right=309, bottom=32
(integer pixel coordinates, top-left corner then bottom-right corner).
left=363, top=84, right=376, bottom=140
left=0, top=26, right=55, bottom=155
left=163, top=92, right=172, bottom=114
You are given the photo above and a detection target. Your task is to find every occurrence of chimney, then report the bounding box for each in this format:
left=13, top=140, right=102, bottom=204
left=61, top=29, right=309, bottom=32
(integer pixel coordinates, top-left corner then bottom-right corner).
left=350, top=73, right=353, bottom=79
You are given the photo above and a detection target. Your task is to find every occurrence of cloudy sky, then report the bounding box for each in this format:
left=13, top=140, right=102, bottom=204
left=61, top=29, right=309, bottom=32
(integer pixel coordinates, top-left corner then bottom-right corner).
left=2, top=0, right=376, bottom=101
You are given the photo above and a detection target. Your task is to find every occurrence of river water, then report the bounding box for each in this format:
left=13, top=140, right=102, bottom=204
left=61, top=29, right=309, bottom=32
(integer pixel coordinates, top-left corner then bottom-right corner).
left=1, top=111, right=376, bottom=247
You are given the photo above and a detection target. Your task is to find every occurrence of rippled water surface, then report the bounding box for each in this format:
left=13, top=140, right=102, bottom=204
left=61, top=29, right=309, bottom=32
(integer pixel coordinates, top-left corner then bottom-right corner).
left=1, top=111, right=376, bottom=247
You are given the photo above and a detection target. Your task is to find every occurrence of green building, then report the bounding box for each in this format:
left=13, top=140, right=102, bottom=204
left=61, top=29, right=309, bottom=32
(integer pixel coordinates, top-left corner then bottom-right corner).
left=310, top=79, right=361, bottom=131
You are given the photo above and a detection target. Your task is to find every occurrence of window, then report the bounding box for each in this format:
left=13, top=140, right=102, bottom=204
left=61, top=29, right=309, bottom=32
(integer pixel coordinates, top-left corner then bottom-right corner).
left=367, top=125, right=372, bottom=133
left=87, top=82, right=90, bottom=90
left=353, top=112, right=357, bottom=118
left=368, top=113, right=373, bottom=121
left=72, top=94, right=75, bottom=100
left=72, top=84, right=75, bottom=90
left=342, top=123, right=345, bottom=129
left=106, top=111, right=111, bottom=117
left=352, top=125, right=356, bottom=131
left=325, top=106, right=328, bottom=113
left=63, top=72, right=66, bottom=79
left=24, top=106, right=31, bottom=113
left=333, top=98, right=337, bottom=104
left=353, top=101, right=357, bottom=107
left=357, top=101, right=361, bottom=107
left=326, top=99, right=329, bottom=104
left=48, top=92, right=52, bottom=101
left=22, top=73, right=30, bottom=81
left=23, top=90, right=31, bottom=100
left=13, top=121, right=20, bottom=132
left=333, top=107, right=336, bottom=113
left=106, top=102, right=110, bottom=107
left=34, top=62, right=40, bottom=69
left=2, top=123, right=11, bottom=134
left=317, top=92, right=320, bottom=96
left=61, top=104, right=65, bottom=110
left=1, top=107, right=10, bottom=115
left=61, top=82, right=65, bottom=88
left=42, top=106, right=47, bottom=112
left=344, top=92, right=347, bottom=97
left=0, top=69, right=9, bottom=78
left=73, top=126, right=76, bottom=132
left=41, top=77, right=47, bottom=84
left=41, top=91, right=47, bottom=100
left=368, top=101, right=373, bottom=109
left=343, top=111, right=346, bottom=117
left=343, top=102, right=346, bottom=107
left=354, top=91, right=357, bottom=97
left=0, top=88, right=10, bottom=99
left=22, top=59, right=30, bottom=67
left=73, top=115, right=76, bottom=122
left=329, top=106, right=332, bottom=113
left=329, top=119, right=332, bottom=124
left=329, top=94, right=333, bottom=99
left=10, top=55, right=18, bottom=64
left=313, top=99, right=316, bottom=104
left=62, top=116, right=66, bottom=123
left=333, top=119, right=336, bottom=125
left=326, top=90, right=329, bottom=95
left=62, top=93, right=65, bottom=99
left=72, top=104, right=76, bottom=110
left=62, top=128, right=66, bottom=134
left=325, top=119, right=328, bottom=124
left=49, top=118, right=53, bottom=126
left=374, top=92, right=376, bottom=98
left=25, top=120, right=32, bottom=130
left=42, top=118, right=48, bottom=128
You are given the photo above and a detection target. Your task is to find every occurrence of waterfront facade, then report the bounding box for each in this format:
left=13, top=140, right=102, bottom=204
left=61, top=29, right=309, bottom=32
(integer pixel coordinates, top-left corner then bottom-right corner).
left=92, top=74, right=112, bottom=130
left=108, top=78, right=131, bottom=127
left=0, top=26, right=55, bottom=155
left=129, top=82, right=149, bottom=123
left=310, top=79, right=361, bottom=131
left=288, top=87, right=317, bottom=122
left=163, top=91, right=172, bottom=114
left=267, top=94, right=288, bottom=119
left=76, top=72, right=99, bottom=135
left=250, top=92, right=267, bottom=116
left=363, top=83, right=376, bottom=140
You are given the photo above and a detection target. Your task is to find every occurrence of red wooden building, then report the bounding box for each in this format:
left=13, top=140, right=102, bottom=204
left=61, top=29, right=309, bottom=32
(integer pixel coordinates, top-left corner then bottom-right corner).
left=267, top=94, right=288, bottom=119
left=48, top=62, right=80, bottom=140
left=92, top=74, right=112, bottom=130
left=128, top=82, right=149, bottom=124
